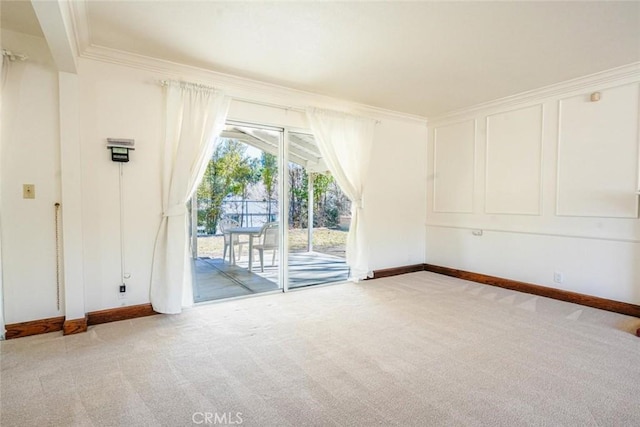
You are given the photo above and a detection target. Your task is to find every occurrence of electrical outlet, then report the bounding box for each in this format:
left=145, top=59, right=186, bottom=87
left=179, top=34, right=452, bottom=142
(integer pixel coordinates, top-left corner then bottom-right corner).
left=119, top=284, right=126, bottom=293
left=553, top=272, right=563, bottom=284
left=23, top=184, right=35, bottom=199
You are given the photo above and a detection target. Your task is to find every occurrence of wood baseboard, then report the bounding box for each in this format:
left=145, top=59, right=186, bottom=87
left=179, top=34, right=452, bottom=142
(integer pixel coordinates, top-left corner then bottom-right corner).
left=63, top=316, right=88, bottom=335
left=4, top=304, right=158, bottom=340
left=87, top=303, right=158, bottom=326
left=371, top=264, right=425, bottom=279
left=4, top=316, right=65, bottom=340
left=424, top=264, right=640, bottom=318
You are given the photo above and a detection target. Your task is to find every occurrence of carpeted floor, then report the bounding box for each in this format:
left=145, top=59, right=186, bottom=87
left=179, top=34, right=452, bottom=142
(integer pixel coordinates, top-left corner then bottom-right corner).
left=1, top=272, right=639, bottom=426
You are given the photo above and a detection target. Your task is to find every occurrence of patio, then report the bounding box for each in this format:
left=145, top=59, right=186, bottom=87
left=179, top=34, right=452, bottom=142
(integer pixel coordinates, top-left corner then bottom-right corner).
left=193, top=251, right=350, bottom=303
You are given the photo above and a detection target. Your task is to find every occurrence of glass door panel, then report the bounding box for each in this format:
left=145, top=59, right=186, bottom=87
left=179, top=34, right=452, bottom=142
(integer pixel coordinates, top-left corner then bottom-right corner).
left=192, top=124, right=283, bottom=302
left=191, top=125, right=350, bottom=302
left=286, top=132, right=350, bottom=289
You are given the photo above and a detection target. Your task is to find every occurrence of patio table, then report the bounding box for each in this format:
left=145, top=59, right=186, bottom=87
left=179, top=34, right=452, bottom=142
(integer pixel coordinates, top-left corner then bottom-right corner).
left=228, top=226, right=262, bottom=271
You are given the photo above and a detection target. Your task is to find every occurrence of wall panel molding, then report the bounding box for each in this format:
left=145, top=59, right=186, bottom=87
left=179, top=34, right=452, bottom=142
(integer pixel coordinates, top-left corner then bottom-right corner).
left=433, top=120, right=476, bottom=213
left=428, top=62, right=640, bottom=125
left=485, top=104, right=544, bottom=215
left=556, top=83, right=640, bottom=218
left=425, top=223, right=640, bottom=244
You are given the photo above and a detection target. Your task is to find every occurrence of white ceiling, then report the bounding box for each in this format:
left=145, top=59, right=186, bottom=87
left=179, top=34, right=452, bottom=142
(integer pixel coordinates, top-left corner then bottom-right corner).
left=1, top=0, right=43, bottom=38
left=4, top=1, right=640, bottom=117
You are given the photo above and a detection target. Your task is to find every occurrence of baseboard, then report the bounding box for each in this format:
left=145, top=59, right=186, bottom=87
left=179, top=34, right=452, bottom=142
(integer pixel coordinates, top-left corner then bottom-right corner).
left=4, top=316, right=65, bottom=340
left=371, top=264, right=425, bottom=279
left=4, top=304, right=158, bottom=340
left=87, top=303, right=158, bottom=326
left=63, top=316, right=88, bottom=335
left=424, top=264, right=640, bottom=318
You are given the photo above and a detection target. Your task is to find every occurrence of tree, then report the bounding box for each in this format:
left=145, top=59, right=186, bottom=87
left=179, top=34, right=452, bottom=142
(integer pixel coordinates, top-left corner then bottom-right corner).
left=196, top=142, right=351, bottom=234
left=286, top=168, right=340, bottom=228
left=260, top=153, right=277, bottom=221
left=196, top=139, right=256, bottom=233
left=311, top=173, right=332, bottom=227
left=231, top=156, right=260, bottom=226
left=288, top=163, right=307, bottom=227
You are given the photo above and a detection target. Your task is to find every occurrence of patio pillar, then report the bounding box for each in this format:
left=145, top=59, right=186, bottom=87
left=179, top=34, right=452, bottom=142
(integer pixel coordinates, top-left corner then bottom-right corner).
left=191, top=196, right=198, bottom=258
left=307, top=172, right=314, bottom=252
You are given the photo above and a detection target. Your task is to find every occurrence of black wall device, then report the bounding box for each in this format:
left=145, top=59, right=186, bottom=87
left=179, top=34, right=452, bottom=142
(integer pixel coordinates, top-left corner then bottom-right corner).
left=107, top=138, right=135, bottom=162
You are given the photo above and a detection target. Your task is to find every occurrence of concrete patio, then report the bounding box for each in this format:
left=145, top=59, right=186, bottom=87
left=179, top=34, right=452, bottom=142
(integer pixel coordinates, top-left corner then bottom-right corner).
left=193, top=251, right=350, bottom=303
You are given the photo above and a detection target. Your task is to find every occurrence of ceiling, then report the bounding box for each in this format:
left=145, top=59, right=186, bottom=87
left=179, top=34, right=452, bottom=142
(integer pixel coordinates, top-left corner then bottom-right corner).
left=1, top=0, right=43, bottom=38
left=222, top=126, right=327, bottom=172
left=3, top=1, right=640, bottom=117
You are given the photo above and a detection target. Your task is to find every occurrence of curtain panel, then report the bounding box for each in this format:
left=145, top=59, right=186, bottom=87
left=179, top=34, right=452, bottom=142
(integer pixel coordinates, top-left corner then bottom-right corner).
left=306, top=108, right=376, bottom=281
left=150, top=81, right=230, bottom=314
left=0, top=54, right=7, bottom=337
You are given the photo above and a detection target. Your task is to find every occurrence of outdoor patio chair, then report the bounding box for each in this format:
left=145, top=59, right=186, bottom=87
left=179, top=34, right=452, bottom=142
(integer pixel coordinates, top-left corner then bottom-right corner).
left=219, top=218, right=244, bottom=263
left=252, top=222, right=279, bottom=272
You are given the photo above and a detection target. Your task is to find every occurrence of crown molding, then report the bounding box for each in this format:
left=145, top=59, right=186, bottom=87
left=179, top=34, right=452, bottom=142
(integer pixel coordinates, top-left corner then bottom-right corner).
left=68, top=0, right=636, bottom=127
left=78, top=43, right=426, bottom=124
left=67, top=0, right=91, bottom=55
left=428, top=62, right=640, bottom=125
left=67, top=1, right=425, bottom=124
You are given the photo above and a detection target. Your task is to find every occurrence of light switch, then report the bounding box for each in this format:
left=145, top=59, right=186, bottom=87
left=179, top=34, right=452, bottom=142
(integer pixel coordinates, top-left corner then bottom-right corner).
left=23, top=184, right=35, bottom=199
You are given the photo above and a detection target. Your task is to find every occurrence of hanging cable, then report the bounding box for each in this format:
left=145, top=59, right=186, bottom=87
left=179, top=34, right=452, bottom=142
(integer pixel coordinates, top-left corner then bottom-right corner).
left=119, top=163, right=126, bottom=287
left=54, top=203, right=61, bottom=311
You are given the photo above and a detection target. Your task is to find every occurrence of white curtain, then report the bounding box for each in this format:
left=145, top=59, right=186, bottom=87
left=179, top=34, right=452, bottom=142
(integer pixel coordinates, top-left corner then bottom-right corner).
left=306, top=108, right=376, bottom=281
left=150, top=81, right=230, bottom=314
left=0, top=54, right=7, bottom=338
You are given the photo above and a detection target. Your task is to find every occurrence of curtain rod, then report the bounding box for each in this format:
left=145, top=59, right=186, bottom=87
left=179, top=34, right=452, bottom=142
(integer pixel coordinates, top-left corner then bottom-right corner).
left=2, top=49, right=28, bottom=62
left=235, top=97, right=381, bottom=124
left=232, top=96, right=306, bottom=114
left=233, top=97, right=381, bottom=124
left=157, top=80, right=380, bottom=124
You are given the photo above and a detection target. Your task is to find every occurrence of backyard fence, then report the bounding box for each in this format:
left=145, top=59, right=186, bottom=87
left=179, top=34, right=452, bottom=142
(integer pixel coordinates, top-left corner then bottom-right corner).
left=197, top=199, right=278, bottom=234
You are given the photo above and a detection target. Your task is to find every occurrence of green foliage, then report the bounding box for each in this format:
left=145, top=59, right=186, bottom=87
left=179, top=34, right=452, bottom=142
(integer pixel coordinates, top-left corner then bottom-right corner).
left=287, top=166, right=348, bottom=229
left=197, top=139, right=259, bottom=233
left=196, top=139, right=350, bottom=234
left=261, top=153, right=278, bottom=218
left=288, top=164, right=306, bottom=227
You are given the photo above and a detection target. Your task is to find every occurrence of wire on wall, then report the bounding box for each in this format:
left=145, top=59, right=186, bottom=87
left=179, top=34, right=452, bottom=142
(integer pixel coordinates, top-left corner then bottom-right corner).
left=119, top=163, right=126, bottom=288
left=54, top=203, right=62, bottom=311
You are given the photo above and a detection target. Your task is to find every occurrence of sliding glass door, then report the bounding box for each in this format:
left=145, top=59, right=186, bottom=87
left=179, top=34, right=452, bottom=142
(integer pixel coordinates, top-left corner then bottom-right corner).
left=190, top=123, right=349, bottom=303
left=286, top=132, right=350, bottom=289
left=191, top=123, right=283, bottom=302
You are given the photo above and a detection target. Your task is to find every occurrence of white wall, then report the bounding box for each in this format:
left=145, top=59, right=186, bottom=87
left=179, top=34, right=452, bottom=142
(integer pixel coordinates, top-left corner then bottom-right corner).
left=78, top=59, right=164, bottom=313
left=367, top=119, right=427, bottom=269
left=0, top=30, right=62, bottom=324
left=77, top=58, right=427, bottom=312
left=426, top=72, right=640, bottom=304
left=229, top=99, right=428, bottom=270
left=1, top=37, right=427, bottom=323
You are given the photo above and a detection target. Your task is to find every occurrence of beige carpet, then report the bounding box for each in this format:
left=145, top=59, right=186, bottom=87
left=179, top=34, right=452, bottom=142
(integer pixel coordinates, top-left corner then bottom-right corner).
left=1, top=272, right=639, bottom=426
